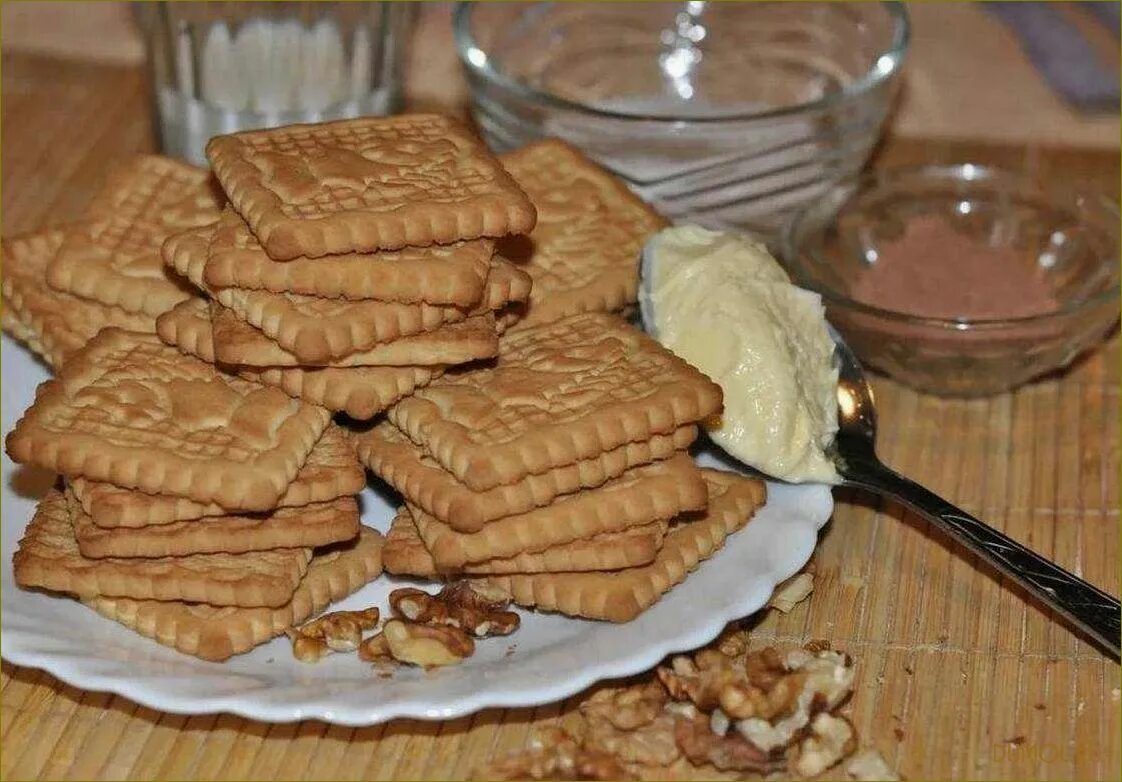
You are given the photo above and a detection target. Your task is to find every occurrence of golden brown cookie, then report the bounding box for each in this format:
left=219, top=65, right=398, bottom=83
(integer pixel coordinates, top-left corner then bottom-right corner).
left=45, top=156, right=223, bottom=317
left=206, top=115, right=535, bottom=259
left=500, top=140, right=666, bottom=326
left=5, top=329, right=331, bottom=511
left=13, top=490, right=311, bottom=608
left=72, top=493, right=360, bottom=558
left=238, top=364, right=444, bottom=421
left=481, top=470, right=767, bottom=622
left=410, top=454, right=707, bottom=568
left=2, top=225, right=156, bottom=369
left=383, top=507, right=667, bottom=577
left=388, top=313, right=723, bottom=490
left=85, top=526, right=384, bottom=661
left=200, top=208, right=494, bottom=305
left=207, top=302, right=500, bottom=368
left=70, top=424, right=362, bottom=527
left=164, top=229, right=529, bottom=364
left=355, top=420, right=697, bottom=531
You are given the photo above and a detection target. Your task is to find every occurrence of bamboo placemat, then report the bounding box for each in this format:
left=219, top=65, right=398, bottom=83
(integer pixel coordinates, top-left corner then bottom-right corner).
left=1, top=51, right=1119, bottom=781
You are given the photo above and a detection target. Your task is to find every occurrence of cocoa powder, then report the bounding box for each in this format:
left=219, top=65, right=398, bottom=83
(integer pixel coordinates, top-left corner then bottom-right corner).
left=849, top=214, right=1059, bottom=320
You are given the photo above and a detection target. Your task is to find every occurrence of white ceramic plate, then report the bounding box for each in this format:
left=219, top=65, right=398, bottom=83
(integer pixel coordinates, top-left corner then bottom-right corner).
left=0, top=335, right=832, bottom=725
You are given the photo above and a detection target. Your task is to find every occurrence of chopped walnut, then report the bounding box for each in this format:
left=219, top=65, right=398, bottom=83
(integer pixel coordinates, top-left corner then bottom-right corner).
left=389, top=582, right=520, bottom=638
left=672, top=710, right=781, bottom=773
left=287, top=607, right=380, bottom=662
left=357, top=631, right=392, bottom=663
left=734, top=649, right=855, bottom=753
left=382, top=618, right=474, bottom=668
left=845, top=748, right=899, bottom=781
left=480, top=726, right=633, bottom=781
left=658, top=647, right=805, bottom=723
left=790, top=713, right=856, bottom=777
left=580, top=682, right=679, bottom=766
left=769, top=573, right=815, bottom=613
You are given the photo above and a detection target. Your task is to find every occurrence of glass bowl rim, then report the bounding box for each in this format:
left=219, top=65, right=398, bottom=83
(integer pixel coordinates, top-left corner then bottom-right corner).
left=452, top=0, right=910, bottom=123
left=780, top=162, right=1122, bottom=331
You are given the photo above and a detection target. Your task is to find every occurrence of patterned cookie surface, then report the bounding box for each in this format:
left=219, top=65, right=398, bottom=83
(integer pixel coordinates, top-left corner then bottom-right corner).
left=85, top=527, right=384, bottom=661
left=2, top=225, right=156, bottom=369
left=13, top=490, right=311, bottom=608
left=409, top=454, right=707, bottom=568
left=72, top=495, right=360, bottom=558
left=383, top=508, right=667, bottom=577
left=71, top=425, right=362, bottom=527
left=388, top=313, right=723, bottom=490
left=206, top=115, right=535, bottom=259
left=201, top=208, right=494, bottom=305
left=45, top=156, right=223, bottom=317
left=500, top=140, right=666, bottom=326
left=481, top=470, right=767, bottom=622
left=5, top=330, right=330, bottom=511
left=355, top=420, right=696, bottom=531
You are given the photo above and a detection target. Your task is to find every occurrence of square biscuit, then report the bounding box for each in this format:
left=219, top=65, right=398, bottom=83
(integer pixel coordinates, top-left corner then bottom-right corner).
left=5, top=329, right=331, bottom=511
left=206, top=114, right=536, bottom=260
left=482, top=470, right=767, bottom=622
left=383, top=507, right=667, bottom=578
left=409, top=453, right=707, bottom=568
left=71, top=424, right=363, bottom=527
left=157, top=298, right=499, bottom=369
left=13, top=489, right=311, bottom=608
left=46, top=156, right=224, bottom=317
left=207, top=301, right=499, bottom=368
left=166, top=231, right=529, bottom=364
left=85, top=526, right=384, bottom=661
left=155, top=300, right=448, bottom=417
left=72, top=493, right=360, bottom=558
left=2, top=225, right=156, bottom=369
left=200, top=208, right=494, bottom=306
left=388, top=312, right=723, bottom=490
left=499, top=140, right=666, bottom=327
left=355, top=420, right=697, bottom=531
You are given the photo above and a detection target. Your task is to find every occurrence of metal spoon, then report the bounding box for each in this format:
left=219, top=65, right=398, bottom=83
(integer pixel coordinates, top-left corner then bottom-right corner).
left=828, top=329, right=1120, bottom=659
left=638, top=238, right=1120, bottom=658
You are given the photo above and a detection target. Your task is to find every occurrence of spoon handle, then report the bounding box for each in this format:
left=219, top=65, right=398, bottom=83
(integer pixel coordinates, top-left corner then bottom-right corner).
left=841, top=459, right=1121, bottom=659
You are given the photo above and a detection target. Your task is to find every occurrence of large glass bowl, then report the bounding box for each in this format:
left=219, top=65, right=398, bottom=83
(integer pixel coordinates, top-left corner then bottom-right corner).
left=454, top=1, right=909, bottom=239
left=781, top=164, right=1121, bottom=396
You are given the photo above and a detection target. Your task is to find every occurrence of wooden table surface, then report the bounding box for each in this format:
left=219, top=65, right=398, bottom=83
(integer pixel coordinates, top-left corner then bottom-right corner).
left=2, top=14, right=1120, bottom=781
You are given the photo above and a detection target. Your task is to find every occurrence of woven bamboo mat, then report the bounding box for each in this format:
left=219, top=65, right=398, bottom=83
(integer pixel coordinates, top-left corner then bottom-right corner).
left=1, top=51, right=1119, bottom=781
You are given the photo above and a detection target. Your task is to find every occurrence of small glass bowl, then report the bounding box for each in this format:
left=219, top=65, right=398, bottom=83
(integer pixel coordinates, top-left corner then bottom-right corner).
left=454, top=1, right=908, bottom=240
left=781, top=164, right=1120, bottom=396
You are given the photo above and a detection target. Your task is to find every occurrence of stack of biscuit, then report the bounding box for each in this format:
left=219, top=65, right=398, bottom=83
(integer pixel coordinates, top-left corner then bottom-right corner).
left=496, top=140, right=668, bottom=328
left=6, top=329, right=383, bottom=661
left=2, top=155, right=222, bottom=369
left=356, top=312, right=766, bottom=622
left=154, top=114, right=537, bottom=420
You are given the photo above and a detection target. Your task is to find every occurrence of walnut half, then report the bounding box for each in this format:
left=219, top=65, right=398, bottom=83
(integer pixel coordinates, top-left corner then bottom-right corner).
left=287, top=607, right=380, bottom=663
left=382, top=618, right=475, bottom=668
left=389, top=583, right=520, bottom=638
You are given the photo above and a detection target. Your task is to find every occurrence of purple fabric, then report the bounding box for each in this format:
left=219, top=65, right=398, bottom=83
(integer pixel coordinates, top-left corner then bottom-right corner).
left=985, top=1, right=1120, bottom=111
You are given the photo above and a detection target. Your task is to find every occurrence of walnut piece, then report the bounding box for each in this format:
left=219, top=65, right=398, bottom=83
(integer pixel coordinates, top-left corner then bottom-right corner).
left=287, top=607, right=380, bottom=662
left=580, top=682, right=679, bottom=766
left=790, top=713, right=856, bottom=777
left=769, top=572, right=814, bottom=613
left=479, top=726, right=633, bottom=781
left=734, top=649, right=855, bottom=752
left=389, top=582, right=520, bottom=638
left=382, top=618, right=474, bottom=668
left=672, top=710, right=781, bottom=773
left=357, top=631, right=392, bottom=663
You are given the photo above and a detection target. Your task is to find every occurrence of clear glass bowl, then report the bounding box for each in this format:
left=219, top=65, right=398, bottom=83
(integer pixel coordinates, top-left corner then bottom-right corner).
left=781, top=164, right=1121, bottom=396
left=454, top=1, right=909, bottom=240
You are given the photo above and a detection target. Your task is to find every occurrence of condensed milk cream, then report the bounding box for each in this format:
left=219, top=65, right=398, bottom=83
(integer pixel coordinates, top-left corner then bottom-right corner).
left=641, top=225, right=839, bottom=484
